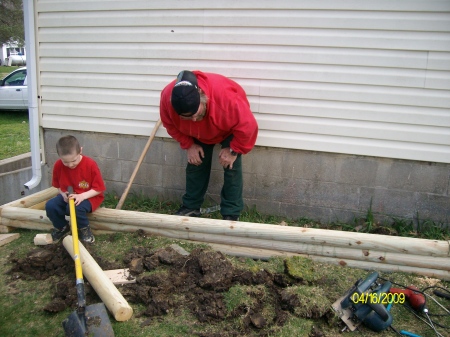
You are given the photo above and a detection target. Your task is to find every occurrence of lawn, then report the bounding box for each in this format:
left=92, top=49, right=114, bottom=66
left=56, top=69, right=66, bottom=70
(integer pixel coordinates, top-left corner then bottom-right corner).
left=0, top=110, right=30, bottom=160
left=1, top=196, right=449, bottom=337
left=0, top=66, right=22, bottom=79
left=0, top=66, right=31, bottom=160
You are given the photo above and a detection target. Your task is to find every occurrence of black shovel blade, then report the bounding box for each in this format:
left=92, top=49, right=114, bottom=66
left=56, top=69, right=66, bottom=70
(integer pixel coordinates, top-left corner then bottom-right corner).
left=62, top=303, right=114, bottom=337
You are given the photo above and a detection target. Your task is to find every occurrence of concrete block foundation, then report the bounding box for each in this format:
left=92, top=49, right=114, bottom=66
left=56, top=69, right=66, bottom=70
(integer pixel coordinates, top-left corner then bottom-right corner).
left=43, top=129, right=450, bottom=226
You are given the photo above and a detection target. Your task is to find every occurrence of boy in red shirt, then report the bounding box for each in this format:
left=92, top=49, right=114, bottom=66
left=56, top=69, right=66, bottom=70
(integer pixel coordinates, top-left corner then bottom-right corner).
left=160, top=70, right=258, bottom=220
left=45, top=135, right=106, bottom=243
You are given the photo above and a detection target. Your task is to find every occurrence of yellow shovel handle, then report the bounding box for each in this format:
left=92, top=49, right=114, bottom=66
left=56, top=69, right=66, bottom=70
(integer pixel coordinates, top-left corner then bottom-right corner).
left=69, top=198, right=83, bottom=281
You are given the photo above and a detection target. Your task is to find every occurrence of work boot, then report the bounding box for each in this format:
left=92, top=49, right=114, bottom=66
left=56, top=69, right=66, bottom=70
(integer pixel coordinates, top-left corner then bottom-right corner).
left=79, top=226, right=95, bottom=244
left=223, top=215, right=239, bottom=221
left=174, top=205, right=201, bottom=217
left=51, top=225, right=70, bottom=243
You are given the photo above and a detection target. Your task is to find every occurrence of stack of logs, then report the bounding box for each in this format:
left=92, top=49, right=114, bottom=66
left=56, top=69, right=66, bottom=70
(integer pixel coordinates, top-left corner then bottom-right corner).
left=1, top=187, right=449, bottom=281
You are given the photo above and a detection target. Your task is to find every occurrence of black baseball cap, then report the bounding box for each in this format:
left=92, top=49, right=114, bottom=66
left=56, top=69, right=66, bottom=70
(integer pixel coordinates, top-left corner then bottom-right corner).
left=171, top=70, right=200, bottom=116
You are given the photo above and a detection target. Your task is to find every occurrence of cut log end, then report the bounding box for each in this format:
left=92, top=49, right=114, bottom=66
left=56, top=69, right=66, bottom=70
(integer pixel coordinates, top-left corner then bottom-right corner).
left=34, top=233, right=53, bottom=245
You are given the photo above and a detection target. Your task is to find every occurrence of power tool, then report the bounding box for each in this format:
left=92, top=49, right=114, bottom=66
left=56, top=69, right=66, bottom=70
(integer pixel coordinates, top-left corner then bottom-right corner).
left=389, top=286, right=426, bottom=312
left=332, top=271, right=393, bottom=332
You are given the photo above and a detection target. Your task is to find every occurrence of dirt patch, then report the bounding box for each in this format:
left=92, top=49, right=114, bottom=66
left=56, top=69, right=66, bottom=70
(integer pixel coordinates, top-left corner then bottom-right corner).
left=7, top=243, right=121, bottom=313
left=7, top=240, right=335, bottom=336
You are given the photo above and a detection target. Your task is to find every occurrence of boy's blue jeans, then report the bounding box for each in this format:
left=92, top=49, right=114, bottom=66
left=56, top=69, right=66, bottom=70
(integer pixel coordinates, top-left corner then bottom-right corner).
left=45, top=194, right=92, bottom=229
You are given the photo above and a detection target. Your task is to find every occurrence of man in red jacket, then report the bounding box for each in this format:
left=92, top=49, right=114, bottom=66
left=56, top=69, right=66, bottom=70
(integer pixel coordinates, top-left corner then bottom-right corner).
left=160, top=70, right=258, bottom=220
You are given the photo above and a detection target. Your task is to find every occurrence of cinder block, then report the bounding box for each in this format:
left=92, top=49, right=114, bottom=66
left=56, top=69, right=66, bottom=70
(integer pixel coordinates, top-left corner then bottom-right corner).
left=241, top=151, right=255, bottom=175
left=117, top=136, right=147, bottom=161
left=335, top=156, right=379, bottom=186
left=387, top=161, right=449, bottom=195
left=143, top=139, right=164, bottom=165
left=128, top=185, right=165, bottom=199
left=104, top=180, right=125, bottom=197
left=281, top=204, right=359, bottom=224
left=162, top=139, right=187, bottom=166
left=253, top=174, right=295, bottom=202
left=84, top=133, right=118, bottom=159
left=207, top=169, right=224, bottom=195
left=250, top=148, right=284, bottom=177
left=245, top=198, right=281, bottom=216
left=162, top=165, right=185, bottom=190
left=416, top=193, right=450, bottom=223
left=281, top=150, right=336, bottom=182
left=301, top=181, right=360, bottom=210
left=242, top=172, right=255, bottom=199
left=46, top=131, right=65, bottom=154
left=121, top=161, right=162, bottom=187
left=360, top=187, right=416, bottom=219
left=161, top=188, right=184, bottom=203
left=97, top=157, right=122, bottom=182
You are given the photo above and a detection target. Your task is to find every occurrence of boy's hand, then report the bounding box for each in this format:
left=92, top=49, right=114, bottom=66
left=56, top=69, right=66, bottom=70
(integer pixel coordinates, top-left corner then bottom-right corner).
left=61, top=191, right=69, bottom=202
left=69, top=193, right=85, bottom=206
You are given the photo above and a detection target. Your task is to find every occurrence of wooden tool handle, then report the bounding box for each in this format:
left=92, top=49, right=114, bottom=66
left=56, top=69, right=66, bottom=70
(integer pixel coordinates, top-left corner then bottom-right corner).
left=116, top=118, right=162, bottom=209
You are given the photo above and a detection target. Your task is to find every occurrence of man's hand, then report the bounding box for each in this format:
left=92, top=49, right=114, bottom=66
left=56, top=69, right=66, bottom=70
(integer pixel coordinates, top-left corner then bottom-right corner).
left=187, top=143, right=204, bottom=165
left=219, top=148, right=237, bottom=169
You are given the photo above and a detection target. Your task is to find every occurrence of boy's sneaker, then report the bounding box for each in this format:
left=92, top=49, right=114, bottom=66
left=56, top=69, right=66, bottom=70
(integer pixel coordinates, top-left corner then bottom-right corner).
left=174, top=205, right=201, bottom=217
left=79, top=226, right=95, bottom=243
left=51, top=225, right=70, bottom=243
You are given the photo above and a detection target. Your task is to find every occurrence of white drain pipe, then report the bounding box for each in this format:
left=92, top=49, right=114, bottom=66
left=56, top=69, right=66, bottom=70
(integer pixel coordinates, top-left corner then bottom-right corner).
left=23, top=0, right=42, bottom=190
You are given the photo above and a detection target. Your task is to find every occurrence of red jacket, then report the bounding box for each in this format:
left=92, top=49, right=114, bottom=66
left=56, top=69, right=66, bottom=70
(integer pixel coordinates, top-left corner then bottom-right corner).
left=160, top=71, right=258, bottom=154
left=51, top=155, right=106, bottom=211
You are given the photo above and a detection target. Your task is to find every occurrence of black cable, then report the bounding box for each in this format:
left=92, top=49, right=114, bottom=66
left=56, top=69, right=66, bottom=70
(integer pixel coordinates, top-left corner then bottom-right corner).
left=378, top=277, right=450, bottom=332
left=377, top=276, right=428, bottom=310
left=389, top=325, right=403, bottom=336
left=420, top=285, right=450, bottom=330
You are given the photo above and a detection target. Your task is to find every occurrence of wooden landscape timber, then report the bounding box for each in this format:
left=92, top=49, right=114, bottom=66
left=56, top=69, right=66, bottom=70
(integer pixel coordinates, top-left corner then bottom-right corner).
left=1, top=187, right=449, bottom=281
left=63, top=235, right=133, bottom=322
left=0, top=233, right=20, bottom=247
left=0, top=187, right=58, bottom=211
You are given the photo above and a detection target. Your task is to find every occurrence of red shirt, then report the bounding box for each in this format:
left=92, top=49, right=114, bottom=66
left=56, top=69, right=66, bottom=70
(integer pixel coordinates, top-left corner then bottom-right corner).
left=160, top=71, right=258, bottom=154
left=51, top=155, right=106, bottom=211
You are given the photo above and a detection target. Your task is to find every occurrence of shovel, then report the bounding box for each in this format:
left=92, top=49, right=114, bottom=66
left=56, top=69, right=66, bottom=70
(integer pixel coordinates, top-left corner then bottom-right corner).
left=62, top=188, right=114, bottom=337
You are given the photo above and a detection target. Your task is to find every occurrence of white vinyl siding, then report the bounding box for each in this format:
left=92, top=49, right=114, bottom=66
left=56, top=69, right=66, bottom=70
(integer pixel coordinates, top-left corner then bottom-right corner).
left=35, top=0, right=450, bottom=163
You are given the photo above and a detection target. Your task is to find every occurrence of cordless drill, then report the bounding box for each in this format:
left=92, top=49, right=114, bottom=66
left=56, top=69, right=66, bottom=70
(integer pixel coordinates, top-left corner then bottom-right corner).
left=390, top=286, right=426, bottom=312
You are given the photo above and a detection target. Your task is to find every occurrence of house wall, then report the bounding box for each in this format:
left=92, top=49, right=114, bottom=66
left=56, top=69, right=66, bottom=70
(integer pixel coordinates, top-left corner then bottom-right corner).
left=36, top=1, right=450, bottom=224
left=44, top=129, right=450, bottom=225
left=35, top=1, right=450, bottom=163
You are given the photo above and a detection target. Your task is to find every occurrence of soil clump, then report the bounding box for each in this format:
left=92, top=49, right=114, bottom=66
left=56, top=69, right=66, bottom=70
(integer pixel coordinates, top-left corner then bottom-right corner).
left=7, top=239, right=333, bottom=336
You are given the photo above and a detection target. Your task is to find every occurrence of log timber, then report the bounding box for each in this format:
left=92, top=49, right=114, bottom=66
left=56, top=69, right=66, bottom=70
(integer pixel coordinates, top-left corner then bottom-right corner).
left=1, top=188, right=449, bottom=281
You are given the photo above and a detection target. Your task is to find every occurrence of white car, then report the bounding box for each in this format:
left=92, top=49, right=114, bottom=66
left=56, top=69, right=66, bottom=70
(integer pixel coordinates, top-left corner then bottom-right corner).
left=0, top=67, right=28, bottom=110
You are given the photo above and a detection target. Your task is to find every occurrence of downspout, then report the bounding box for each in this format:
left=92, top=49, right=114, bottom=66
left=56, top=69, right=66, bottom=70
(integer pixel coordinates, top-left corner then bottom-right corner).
left=23, top=0, right=41, bottom=190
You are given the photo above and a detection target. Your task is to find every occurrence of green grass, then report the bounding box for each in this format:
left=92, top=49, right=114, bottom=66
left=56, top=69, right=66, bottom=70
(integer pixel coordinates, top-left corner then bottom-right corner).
left=0, top=110, right=30, bottom=160
left=0, top=66, right=31, bottom=160
left=0, top=66, right=23, bottom=79
left=1, top=193, right=449, bottom=337
left=1, top=227, right=449, bottom=337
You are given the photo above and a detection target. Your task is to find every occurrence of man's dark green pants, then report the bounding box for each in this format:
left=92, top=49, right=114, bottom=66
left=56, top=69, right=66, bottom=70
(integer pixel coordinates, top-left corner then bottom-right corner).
left=182, top=138, right=243, bottom=217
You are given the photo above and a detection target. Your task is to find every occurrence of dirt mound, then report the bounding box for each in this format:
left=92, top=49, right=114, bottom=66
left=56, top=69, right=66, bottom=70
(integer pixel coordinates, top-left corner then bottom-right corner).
left=8, top=243, right=333, bottom=336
